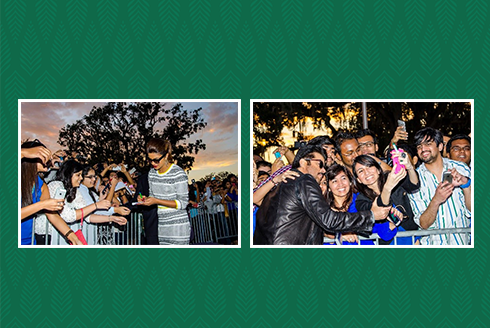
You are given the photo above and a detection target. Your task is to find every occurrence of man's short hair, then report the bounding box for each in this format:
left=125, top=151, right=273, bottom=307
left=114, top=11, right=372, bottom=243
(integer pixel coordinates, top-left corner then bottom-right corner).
left=355, top=129, right=378, bottom=145
left=308, top=135, right=336, bottom=148
left=334, top=132, right=356, bottom=154
left=291, top=144, right=325, bottom=169
left=414, top=127, right=444, bottom=147
left=446, top=134, right=471, bottom=154
left=256, top=161, right=272, bottom=170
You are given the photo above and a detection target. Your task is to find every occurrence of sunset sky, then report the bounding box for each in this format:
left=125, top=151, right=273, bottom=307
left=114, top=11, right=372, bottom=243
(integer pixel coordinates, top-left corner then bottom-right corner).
left=21, top=101, right=239, bottom=181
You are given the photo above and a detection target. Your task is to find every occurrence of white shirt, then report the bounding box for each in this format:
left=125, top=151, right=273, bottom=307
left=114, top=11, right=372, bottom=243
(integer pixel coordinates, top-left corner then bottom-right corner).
left=408, top=158, right=471, bottom=245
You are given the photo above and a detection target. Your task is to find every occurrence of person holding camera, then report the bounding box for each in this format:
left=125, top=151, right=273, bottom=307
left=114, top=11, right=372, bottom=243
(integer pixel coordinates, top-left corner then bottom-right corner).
left=21, top=140, right=83, bottom=245
left=352, top=154, right=420, bottom=245
left=254, top=144, right=391, bottom=245
left=408, top=128, right=471, bottom=245
left=37, top=160, right=127, bottom=245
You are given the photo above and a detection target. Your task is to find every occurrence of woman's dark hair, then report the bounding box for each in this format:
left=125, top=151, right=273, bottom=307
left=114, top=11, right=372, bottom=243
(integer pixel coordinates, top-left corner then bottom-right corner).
left=352, top=155, right=386, bottom=201
left=146, top=138, right=173, bottom=162
left=21, top=140, right=47, bottom=207
left=54, top=159, right=84, bottom=203
left=324, top=164, right=353, bottom=211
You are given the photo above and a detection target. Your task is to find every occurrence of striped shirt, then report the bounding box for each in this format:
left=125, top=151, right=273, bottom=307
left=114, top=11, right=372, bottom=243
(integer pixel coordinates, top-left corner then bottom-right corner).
left=408, top=158, right=471, bottom=245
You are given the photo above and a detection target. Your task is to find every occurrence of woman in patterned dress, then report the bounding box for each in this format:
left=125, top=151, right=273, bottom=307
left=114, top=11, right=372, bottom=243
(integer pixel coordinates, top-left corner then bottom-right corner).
left=137, top=138, right=190, bottom=245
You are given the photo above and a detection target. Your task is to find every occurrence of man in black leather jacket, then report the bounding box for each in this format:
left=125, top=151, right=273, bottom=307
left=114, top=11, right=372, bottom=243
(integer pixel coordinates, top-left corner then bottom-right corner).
left=254, top=144, right=390, bottom=245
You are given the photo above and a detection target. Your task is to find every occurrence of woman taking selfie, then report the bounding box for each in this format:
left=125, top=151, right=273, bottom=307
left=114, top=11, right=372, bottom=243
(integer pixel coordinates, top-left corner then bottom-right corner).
left=352, top=153, right=420, bottom=245
left=322, top=164, right=395, bottom=245
left=137, top=138, right=190, bottom=245
left=21, top=140, right=82, bottom=245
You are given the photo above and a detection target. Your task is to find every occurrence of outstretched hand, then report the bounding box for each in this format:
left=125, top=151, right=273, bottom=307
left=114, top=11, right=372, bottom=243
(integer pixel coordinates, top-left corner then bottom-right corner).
left=385, top=166, right=407, bottom=191
left=391, top=125, right=408, bottom=144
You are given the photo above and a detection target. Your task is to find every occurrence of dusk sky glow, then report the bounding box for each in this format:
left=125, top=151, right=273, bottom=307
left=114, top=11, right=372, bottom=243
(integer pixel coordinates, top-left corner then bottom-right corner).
left=21, top=101, right=239, bottom=181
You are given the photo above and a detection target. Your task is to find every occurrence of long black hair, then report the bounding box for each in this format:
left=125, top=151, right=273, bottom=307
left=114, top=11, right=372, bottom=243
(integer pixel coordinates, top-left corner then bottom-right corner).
left=53, top=159, right=83, bottom=203
left=352, top=155, right=386, bottom=201
left=324, top=164, right=353, bottom=212
left=21, top=140, right=47, bottom=207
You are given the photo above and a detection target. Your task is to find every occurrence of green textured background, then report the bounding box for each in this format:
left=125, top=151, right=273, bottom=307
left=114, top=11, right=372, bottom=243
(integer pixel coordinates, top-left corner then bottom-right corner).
left=1, top=0, right=488, bottom=327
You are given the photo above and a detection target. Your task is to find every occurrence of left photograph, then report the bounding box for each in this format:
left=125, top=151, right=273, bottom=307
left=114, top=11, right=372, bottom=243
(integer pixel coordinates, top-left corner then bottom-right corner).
left=19, top=100, right=240, bottom=247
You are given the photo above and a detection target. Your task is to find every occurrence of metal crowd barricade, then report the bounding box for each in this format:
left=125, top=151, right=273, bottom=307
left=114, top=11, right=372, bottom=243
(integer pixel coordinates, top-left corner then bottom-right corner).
left=323, top=227, right=472, bottom=245
left=188, top=206, right=214, bottom=244
left=113, top=212, right=143, bottom=245
left=31, top=212, right=143, bottom=246
left=188, top=201, right=239, bottom=245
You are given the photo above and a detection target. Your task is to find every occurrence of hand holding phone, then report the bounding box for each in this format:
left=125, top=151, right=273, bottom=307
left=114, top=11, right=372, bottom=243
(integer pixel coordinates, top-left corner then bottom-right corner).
left=393, top=121, right=408, bottom=143
left=397, top=120, right=406, bottom=132
left=391, top=146, right=406, bottom=174
left=442, top=171, right=453, bottom=185
left=53, top=188, right=67, bottom=199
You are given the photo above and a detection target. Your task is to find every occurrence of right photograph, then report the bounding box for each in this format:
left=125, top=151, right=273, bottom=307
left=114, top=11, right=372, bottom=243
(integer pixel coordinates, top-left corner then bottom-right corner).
left=251, top=100, right=473, bottom=247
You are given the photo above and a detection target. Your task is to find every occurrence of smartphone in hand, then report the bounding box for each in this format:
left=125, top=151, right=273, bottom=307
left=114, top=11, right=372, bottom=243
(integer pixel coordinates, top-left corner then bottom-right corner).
left=442, top=171, right=453, bottom=184
left=397, top=120, right=406, bottom=131
left=54, top=188, right=66, bottom=199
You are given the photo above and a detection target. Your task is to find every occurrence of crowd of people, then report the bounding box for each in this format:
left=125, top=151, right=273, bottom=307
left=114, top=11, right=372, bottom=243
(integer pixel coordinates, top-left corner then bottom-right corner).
left=20, top=138, right=239, bottom=246
left=253, top=126, right=472, bottom=246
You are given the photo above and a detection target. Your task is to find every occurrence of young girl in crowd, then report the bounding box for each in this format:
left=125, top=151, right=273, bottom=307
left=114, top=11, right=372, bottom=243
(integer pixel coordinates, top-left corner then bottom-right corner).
left=322, top=164, right=396, bottom=245
left=21, top=140, right=82, bottom=245
left=353, top=153, right=420, bottom=245
left=79, top=166, right=130, bottom=244
left=37, top=160, right=127, bottom=245
left=137, top=138, right=190, bottom=245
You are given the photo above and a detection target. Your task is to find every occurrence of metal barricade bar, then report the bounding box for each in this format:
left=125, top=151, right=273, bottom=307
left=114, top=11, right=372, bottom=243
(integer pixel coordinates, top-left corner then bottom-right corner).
left=188, top=201, right=238, bottom=245
left=323, top=227, right=472, bottom=245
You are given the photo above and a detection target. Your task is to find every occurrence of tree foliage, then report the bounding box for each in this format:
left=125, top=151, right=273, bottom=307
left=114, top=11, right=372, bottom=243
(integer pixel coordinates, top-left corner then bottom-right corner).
left=198, top=171, right=235, bottom=183
left=58, top=102, right=207, bottom=171
left=253, top=102, right=471, bottom=155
